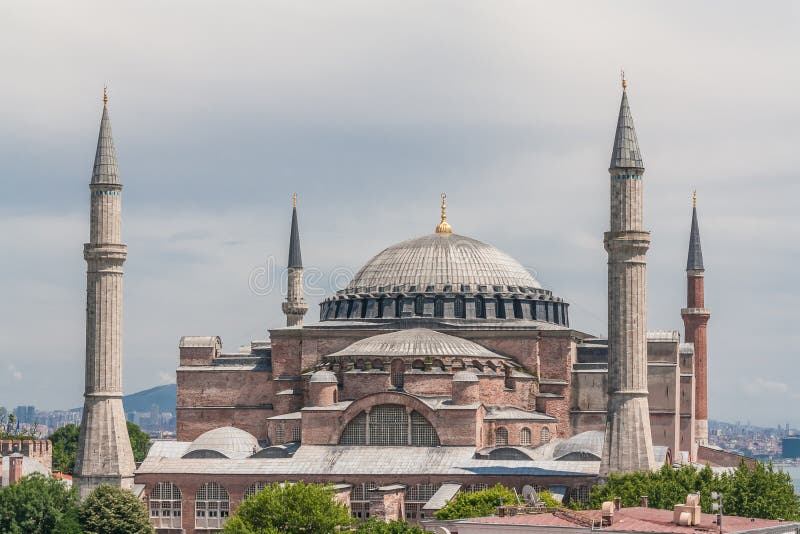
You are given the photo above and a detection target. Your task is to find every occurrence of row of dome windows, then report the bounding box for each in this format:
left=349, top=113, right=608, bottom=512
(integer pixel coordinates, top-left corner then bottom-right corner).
left=494, top=426, right=550, bottom=447
left=323, top=295, right=568, bottom=325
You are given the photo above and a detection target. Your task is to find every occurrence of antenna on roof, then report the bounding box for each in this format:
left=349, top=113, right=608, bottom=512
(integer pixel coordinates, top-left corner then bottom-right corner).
left=522, top=485, right=539, bottom=505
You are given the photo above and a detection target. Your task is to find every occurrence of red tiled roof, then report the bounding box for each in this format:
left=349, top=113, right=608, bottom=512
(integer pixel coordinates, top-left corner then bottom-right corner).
left=465, top=507, right=794, bottom=534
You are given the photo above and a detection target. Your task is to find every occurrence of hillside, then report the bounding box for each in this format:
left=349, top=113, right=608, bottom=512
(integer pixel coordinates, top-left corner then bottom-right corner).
left=122, top=384, right=176, bottom=415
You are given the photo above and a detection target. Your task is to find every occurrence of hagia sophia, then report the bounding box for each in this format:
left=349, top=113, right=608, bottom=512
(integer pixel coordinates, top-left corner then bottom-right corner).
left=72, top=80, right=735, bottom=533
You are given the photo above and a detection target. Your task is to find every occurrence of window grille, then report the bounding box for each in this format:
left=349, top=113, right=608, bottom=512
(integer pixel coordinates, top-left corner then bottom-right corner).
left=414, top=295, right=425, bottom=316
left=275, top=425, right=284, bottom=445
left=405, top=483, right=438, bottom=521
left=434, top=296, right=444, bottom=317
left=475, top=296, right=486, bottom=318
left=244, top=482, right=269, bottom=499
left=569, top=486, right=591, bottom=505
left=454, top=295, right=466, bottom=318
left=465, top=483, right=488, bottom=493
left=411, top=411, right=440, bottom=446
left=520, top=427, right=532, bottom=446
left=291, top=425, right=301, bottom=443
left=390, top=359, right=405, bottom=389
left=195, top=482, right=230, bottom=530
left=149, top=482, right=182, bottom=529
left=369, top=404, right=408, bottom=445
left=495, top=296, right=506, bottom=318
left=340, top=412, right=367, bottom=445
left=495, top=427, right=509, bottom=446
left=541, top=426, right=551, bottom=444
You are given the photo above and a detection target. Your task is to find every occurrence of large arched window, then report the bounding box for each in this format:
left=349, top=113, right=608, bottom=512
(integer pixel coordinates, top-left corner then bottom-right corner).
left=149, top=482, right=182, bottom=529
left=541, top=426, right=551, bottom=444
left=195, top=482, right=230, bottom=530
left=454, top=295, right=466, bottom=319
left=339, top=405, right=439, bottom=446
left=390, top=359, right=405, bottom=389
left=495, top=296, right=506, bottom=319
left=414, top=295, right=425, bottom=316
left=434, top=295, right=445, bottom=317
left=520, top=428, right=532, bottom=446
left=475, top=296, right=486, bottom=319
left=495, top=427, right=509, bottom=446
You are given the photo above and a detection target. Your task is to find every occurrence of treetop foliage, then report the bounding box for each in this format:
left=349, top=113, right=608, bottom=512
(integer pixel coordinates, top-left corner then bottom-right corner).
left=48, top=422, right=150, bottom=475
left=79, top=484, right=154, bottom=534
left=434, top=484, right=559, bottom=520
left=588, top=462, right=800, bottom=521
left=0, top=473, right=80, bottom=534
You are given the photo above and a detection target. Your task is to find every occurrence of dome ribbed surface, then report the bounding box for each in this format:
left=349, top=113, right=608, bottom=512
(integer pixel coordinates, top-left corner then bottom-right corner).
left=183, top=426, right=259, bottom=459
left=344, top=233, right=540, bottom=293
left=327, top=328, right=502, bottom=359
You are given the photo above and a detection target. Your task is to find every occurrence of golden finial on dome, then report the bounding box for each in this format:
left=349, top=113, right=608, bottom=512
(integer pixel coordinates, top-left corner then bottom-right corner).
left=293, top=192, right=297, bottom=208
left=693, top=190, right=697, bottom=209
left=621, top=70, right=627, bottom=91
left=435, top=193, right=452, bottom=234
left=103, top=86, right=108, bottom=106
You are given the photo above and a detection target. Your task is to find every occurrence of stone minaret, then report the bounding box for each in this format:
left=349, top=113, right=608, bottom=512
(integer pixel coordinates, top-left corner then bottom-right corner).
left=600, top=76, right=657, bottom=476
left=75, top=89, right=136, bottom=498
left=282, top=193, right=308, bottom=326
left=682, top=192, right=710, bottom=446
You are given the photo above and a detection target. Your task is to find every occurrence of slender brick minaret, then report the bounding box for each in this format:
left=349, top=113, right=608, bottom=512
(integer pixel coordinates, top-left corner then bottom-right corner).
left=74, top=89, right=136, bottom=498
left=282, top=193, right=308, bottom=326
left=600, top=75, right=657, bottom=475
left=682, top=192, right=710, bottom=446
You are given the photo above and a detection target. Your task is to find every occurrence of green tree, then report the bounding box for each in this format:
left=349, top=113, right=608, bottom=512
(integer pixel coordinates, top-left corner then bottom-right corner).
left=352, top=518, right=427, bottom=533
left=79, top=484, right=154, bottom=534
left=587, top=462, right=800, bottom=521
left=222, top=481, right=352, bottom=534
left=48, top=421, right=151, bottom=474
left=50, top=424, right=80, bottom=474
left=126, top=421, right=151, bottom=463
left=435, top=484, right=517, bottom=520
left=0, top=473, right=81, bottom=534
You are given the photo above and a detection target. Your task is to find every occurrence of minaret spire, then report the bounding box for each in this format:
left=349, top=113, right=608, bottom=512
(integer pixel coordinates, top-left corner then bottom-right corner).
left=283, top=193, right=308, bottom=326
left=682, top=192, right=710, bottom=449
left=435, top=193, right=452, bottom=234
left=600, top=78, right=657, bottom=476
left=75, top=88, right=136, bottom=497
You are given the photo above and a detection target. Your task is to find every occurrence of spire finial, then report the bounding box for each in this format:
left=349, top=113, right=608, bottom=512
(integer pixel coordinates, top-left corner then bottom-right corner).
left=293, top=192, right=297, bottom=208
left=621, top=70, right=627, bottom=91
left=693, top=190, right=697, bottom=209
left=435, top=193, right=452, bottom=234
left=103, top=86, right=108, bottom=106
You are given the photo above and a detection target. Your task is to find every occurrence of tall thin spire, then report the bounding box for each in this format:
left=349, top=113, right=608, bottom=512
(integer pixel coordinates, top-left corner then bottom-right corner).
left=92, top=88, right=120, bottom=185
left=687, top=193, right=704, bottom=271
left=288, top=193, right=302, bottom=268
left=609, top=79, right=644, bottom=171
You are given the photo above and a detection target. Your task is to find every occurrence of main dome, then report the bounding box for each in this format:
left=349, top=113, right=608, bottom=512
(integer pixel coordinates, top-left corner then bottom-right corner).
left=343, top=233, right=540, bottom=294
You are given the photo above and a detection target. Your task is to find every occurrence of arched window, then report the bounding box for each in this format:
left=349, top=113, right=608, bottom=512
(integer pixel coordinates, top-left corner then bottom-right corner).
left=412, top=359, right=425, bottom=370
left=432, top=359, right=444, bottom=371
left=355, top=358, right=365, bottom=370
left=452, top=359, right=465, bottom=370
left=504, top=367, right=514, bottom=389
left=414, top=295, right=425, bottom=316
left=149, top=482, right=182, bottom=529
left=495, top=296, right=506, bottom=319
left=390, top=359, right=405, bottom=389
left=454, top=295, right=466, bottom=318
left=475, top=296, right=486, bottom=319
left=434, top=295, right=445, bottom=317
left=411, top=412, right=440, bottom=446
left=340, top=412, right=367, bottom=445
left=339, top=406, right=440, bottom=446
left=291, top=425, right=301, bottom=443
left=244, top=482, right=269, bottom=499
left=195, top=482, right=230, bottom=530
left=541, top=426, right=551, bottom=444
left=369, top=404, right=408, bottom=445
left=495, top=427, right=509, bottom=446
left=513, top=299, right=523, bottom=319
left=520, top=428, right=532, bottom=446
left=372, top=358, right=384, bottom=371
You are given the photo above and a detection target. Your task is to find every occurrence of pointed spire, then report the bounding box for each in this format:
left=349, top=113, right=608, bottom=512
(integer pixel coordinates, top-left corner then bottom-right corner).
left=435, top=193, right=453, bottom=234
left=91, top=87, right=120, bottom=184
left=288, top=193, right=302, bottom=268
left=609, top=76, right=644, bottom=171
left=687, top=192, right=704, bottom=271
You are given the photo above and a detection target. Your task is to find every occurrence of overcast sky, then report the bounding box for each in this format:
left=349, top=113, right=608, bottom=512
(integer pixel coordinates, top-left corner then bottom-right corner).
left=1, top=1, right=798, bottom=426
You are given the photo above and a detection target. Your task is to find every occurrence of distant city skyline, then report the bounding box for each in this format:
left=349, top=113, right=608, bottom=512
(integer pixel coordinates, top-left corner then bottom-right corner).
left=1, top=1, right=798, bottom=426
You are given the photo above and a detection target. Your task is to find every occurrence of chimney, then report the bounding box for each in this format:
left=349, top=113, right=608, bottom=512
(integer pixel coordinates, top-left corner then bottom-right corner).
left=614, top=497, right=622, bottom=511
left=9, top=453, right=24, bottom=485
left=602, top=501, right=615, bottom=526
left=641, top=496, right=648, bottom=508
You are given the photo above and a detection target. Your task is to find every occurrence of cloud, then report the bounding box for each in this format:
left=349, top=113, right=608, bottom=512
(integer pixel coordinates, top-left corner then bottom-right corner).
left=742, top=378, right=791, bottom=397
left=8, top=365, right=23, bottom=382
left=157, top=372, right=175, bottom=385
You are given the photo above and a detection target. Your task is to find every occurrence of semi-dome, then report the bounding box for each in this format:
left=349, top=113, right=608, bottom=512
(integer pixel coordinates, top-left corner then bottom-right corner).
left=309, top=370, right=338, bottom=383
left=327, top=328, right=503, bottom=359
left=344, top=233, right=541, bottom=294
left=183, top=426, right=260, bottom=459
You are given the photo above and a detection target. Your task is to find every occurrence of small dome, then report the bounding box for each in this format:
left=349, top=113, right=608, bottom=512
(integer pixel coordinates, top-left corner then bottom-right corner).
left=343, top=233, right=541, bottom=293
left=553, top=430, right=604, bottom=461
left=327, top=328, right=502, bottom=359
left=310, top=370, right=338, bottom=383
left=453, top=370, right=479, bottom=382
left=183, top=426, right=260, bottom=459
